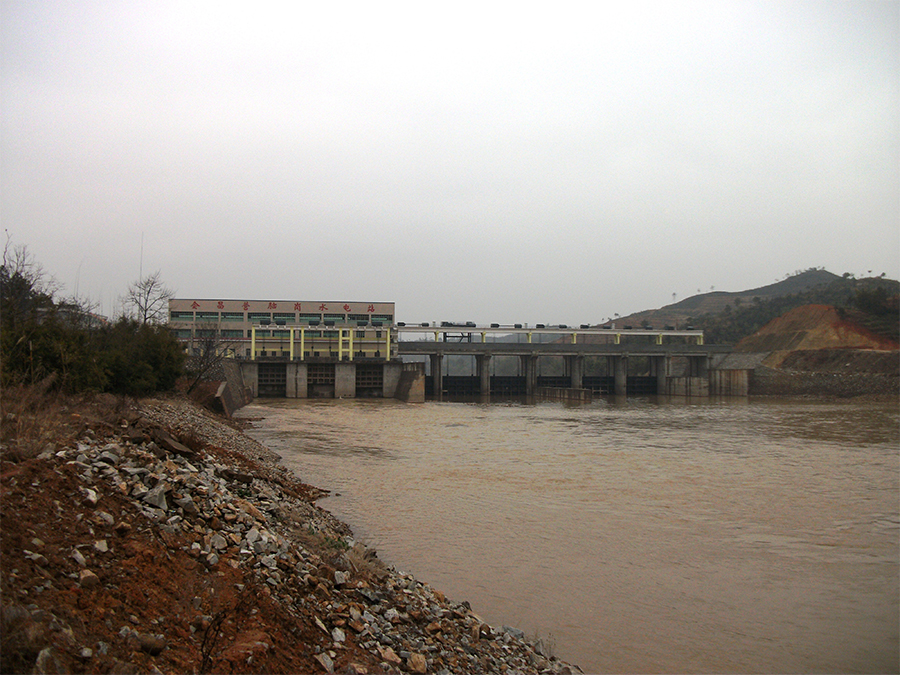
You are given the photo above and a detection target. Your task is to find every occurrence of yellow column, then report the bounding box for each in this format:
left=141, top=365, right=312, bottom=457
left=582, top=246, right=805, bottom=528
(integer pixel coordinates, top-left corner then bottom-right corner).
left=481, top=332, right=486, bottom=343
left=251, top=326, right=256, bottom=359
left=289, top=327, right=295, bottom=360
left=571, top=332, right=577, bottom=344
left=527, top=331, right=533, bottom=344
left=385, top=328, right=391, bottom=358
left=656, top=333, right=663, bottom=345
left=349, top=329, right=354, bottom=361
left=300, top=327, right=305, bottom=360
left=338, top=329, right=345, bottom=361
left=615, top=333, right=621, bottom=345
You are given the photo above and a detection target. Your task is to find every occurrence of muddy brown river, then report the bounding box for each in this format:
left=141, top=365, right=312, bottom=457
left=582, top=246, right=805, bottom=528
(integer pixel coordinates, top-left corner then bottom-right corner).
left=238, top=397, right=899, bottom=674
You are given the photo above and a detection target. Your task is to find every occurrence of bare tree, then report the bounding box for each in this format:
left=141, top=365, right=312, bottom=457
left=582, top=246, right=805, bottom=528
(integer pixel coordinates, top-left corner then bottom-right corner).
left=123, top=271, right=174, bottom=324
left=185, top=323, right=239, bottom=394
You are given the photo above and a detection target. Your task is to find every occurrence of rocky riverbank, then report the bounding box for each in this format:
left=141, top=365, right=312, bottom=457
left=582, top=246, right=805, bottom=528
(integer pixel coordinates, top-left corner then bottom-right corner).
left=1, top=392, right=581, bottom=674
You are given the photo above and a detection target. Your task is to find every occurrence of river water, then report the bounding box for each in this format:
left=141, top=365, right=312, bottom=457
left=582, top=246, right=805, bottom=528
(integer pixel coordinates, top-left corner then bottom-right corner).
left=237, top=397, right=899, bottom=674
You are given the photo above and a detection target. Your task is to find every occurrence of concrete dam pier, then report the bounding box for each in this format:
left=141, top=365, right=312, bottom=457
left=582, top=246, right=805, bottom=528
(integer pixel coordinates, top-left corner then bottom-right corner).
left=233, top=327, right=746, bottom=400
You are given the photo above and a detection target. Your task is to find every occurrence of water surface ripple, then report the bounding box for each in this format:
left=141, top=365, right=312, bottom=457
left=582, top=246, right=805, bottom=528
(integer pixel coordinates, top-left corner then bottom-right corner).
left=238, top=397, right=899, bottom=674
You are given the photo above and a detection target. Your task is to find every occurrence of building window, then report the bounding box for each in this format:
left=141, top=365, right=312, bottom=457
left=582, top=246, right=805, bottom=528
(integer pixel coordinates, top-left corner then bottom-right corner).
left=170, top=311, right=194, bottom=321
left=221, top=329, right=243, bottom=338
left=348, top=314, right=369, bottom=322
left=248, top=312, right=271, bottom=322
left=196, top=312, right=219, bottom=322
left=371, top=314, right=393, bottom=322
left=173, top=329, right=192, bottom=339
left=356, top=331, right=366, bottom=338
left=273, top=313, right=296, bottom=323
left=221, top=312, right=244, bottom=321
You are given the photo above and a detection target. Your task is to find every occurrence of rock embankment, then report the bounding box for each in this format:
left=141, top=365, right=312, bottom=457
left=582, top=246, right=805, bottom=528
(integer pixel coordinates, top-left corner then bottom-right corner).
left=1, top=394, right=580, bottom=675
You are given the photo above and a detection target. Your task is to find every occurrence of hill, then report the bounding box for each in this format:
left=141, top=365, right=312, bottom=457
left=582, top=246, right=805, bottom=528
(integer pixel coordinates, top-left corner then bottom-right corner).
left=607, top=270, right=898, bottom=345
left=610, top=269, right=843, bottom=331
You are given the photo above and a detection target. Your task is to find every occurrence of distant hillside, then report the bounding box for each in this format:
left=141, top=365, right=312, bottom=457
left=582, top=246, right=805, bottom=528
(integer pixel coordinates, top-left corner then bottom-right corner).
left=612, top=269, right=843, bottom=329
left=605, top=269, right=899, bottom=345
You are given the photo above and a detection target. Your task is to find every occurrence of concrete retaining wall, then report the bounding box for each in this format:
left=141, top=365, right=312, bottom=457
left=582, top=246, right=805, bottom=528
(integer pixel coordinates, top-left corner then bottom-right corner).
left=395, top=362, right=425, bottom=403
left=214, top=360, right=254, bottom=416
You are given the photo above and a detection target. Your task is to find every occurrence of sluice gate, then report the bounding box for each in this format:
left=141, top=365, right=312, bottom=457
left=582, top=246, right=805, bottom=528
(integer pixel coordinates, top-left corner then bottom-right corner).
left=236, top=326, right=745, bottom=400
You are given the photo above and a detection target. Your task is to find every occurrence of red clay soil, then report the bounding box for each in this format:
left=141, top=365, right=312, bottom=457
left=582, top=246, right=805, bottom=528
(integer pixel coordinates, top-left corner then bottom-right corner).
left=0, top=396, right=382, bottom=675
left=735, top=304, right=900, bottom=354
left=0, top=451, right=371, bottom=675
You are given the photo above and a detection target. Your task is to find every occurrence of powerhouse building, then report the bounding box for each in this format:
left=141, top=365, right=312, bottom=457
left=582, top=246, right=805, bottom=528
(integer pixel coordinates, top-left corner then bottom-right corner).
left=168, top=298, right=397, bottom=361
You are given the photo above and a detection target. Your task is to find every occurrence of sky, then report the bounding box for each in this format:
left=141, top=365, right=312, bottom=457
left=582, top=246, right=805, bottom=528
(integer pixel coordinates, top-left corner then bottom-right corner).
left=2, top=1, right=898, bottom=325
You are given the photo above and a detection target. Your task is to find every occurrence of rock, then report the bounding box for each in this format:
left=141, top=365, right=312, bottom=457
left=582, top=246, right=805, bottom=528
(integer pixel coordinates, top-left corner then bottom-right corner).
left=407, top=652, right=428, bottom=673
left=82, top=488, right=99, bottom=506
left=150, top=428, right=196, bottom=458
left=138, top=633, right=166, bottom=655
left=210, top=533, right=228, bottom=551
left=379, top=645, right=402, bottom=665
left=313, top=652, right=334, bottom=673
left=95, top=510, right=115, bottom=525
left=334, top=570, right=348, bottom=586
left=71, top=549, right=87, bottom=567
left=33, top=646, right=65, bottom=674
left=93, top=540, right=108, bottom=553
left=331, top=626, right=345, bottom=643
left=98, top=451, right=120, bottom=465
left=141, top=483, right=169, bottom=512
left=503, top=625, right=525, bottom=640
left=174, top=496, right=198, bottom=515
left=79, top=647, right=93, bottom=660
left=219, top=467, right=253, bottom=484
left=79, top=569, right=100, bottom=588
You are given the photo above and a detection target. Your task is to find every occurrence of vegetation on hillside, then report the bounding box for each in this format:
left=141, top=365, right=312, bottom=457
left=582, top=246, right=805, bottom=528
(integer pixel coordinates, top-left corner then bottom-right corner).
left=0, top=241, right=184, bottom=395
left=686, top=273, right=900, bottom=344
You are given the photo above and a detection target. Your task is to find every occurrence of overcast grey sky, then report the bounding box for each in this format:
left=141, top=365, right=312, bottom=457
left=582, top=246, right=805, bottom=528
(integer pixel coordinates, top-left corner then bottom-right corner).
left=2, top=1, right=897, bottom=324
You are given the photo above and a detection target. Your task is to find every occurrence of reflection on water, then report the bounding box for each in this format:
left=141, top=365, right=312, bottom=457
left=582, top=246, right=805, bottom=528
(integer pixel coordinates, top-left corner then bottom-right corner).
left=238, top=397, right=900, bottom=674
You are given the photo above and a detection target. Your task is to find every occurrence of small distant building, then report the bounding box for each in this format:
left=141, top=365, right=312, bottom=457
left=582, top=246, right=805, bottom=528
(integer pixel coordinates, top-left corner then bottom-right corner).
left=167, top=299, right=396, bottom=361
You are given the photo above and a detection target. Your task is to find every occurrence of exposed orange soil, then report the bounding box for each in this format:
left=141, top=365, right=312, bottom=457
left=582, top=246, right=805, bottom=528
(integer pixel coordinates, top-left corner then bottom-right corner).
left=735, top=304, right=900, bottom=357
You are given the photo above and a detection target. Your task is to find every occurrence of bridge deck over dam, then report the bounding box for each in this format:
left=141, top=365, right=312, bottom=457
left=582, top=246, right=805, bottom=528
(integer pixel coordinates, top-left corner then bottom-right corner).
left=397, top=341, right=728, bottom=357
